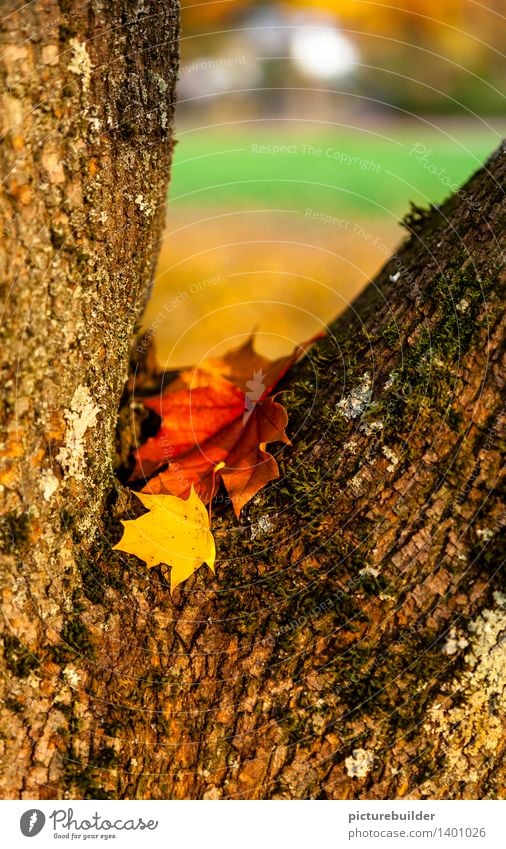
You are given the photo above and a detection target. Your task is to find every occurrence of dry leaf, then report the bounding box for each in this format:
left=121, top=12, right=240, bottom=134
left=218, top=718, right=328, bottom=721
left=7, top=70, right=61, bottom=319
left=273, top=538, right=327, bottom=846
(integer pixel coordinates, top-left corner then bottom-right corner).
left=130, top=334, right=322, bottom=516
left=113, top=486, right=215, bottom=592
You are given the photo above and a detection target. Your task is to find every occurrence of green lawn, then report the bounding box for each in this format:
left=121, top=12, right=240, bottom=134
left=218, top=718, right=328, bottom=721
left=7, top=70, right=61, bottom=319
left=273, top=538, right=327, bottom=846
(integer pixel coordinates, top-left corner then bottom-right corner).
left=169, top=126, right=498, bottom=216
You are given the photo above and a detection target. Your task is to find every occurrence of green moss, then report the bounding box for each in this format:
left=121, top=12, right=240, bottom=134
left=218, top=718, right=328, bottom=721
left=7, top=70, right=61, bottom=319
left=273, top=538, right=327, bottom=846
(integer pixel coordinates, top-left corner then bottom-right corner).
left=277, top=462, right=331, bottom=514
left=62, top=706, right=81, bottom=738
left=59, top=508, right=75, bottom=531
left=412, top=745, right=441, bottom=784
left=280, top=382, right=318, bottom=431
left=381, top=318, right=402, bottom=349
left=330, top=647, right=380, bottom=713
left=57, top=702, right=74, bottom=720
left=2, top=634, right=39, bottom=677
left=365, top=265, right=497, bottom=439
left=401, top=201, right=434, bottom=233
left=77, top=546, right=125, bottom=604
left=469, top=525, right=505, bottom=580
left=360, top=572, right=390, bottom=596
left=64, top=763, right=115, bottom=800
left=101, top=717, right=128, bottom=738
left=140, top=671, right=171, bottom=693
left=319, top=404, right=350, bottom=439
left=92, top=746, right=120, bottom=769
left=51, top=615, right=94, bottom=663
left=59, top=508, right=86, bottom=545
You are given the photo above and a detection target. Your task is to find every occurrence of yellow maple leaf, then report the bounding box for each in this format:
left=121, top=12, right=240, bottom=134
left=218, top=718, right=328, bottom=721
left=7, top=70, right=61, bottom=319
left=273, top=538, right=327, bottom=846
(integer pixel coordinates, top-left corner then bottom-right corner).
left=113, top=486, right=215, bottom=592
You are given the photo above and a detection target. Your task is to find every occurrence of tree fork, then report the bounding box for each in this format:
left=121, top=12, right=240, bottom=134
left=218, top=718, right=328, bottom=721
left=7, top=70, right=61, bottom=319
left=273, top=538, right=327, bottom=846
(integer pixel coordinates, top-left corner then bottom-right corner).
left=0, top=3, right=505, bottom=801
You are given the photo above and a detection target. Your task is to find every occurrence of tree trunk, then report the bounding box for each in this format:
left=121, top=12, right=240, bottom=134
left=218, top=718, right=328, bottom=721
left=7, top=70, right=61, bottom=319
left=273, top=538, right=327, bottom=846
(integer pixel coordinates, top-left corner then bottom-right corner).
left=0, top=0, right=180, bottom=797
left=0, top=9, right=505, bottom=802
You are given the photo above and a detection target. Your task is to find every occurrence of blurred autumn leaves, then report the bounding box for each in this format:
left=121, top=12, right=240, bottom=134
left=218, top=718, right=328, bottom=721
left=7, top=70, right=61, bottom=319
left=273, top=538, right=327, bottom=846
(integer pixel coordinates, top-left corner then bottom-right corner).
left=180, top=0, right=504, bottom=113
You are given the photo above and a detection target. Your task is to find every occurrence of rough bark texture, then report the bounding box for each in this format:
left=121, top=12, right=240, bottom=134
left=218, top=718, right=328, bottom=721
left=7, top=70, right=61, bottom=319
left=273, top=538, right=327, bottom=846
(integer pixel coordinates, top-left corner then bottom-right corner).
left=0, top=6, right=505, bottom=802
left=0, top=0, right=179, bottom=797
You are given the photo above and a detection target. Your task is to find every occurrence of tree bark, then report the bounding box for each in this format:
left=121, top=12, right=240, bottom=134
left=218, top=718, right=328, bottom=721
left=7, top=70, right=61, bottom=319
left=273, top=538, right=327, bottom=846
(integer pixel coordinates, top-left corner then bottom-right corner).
left=0, top=0, right=179, bottom=797
left=1, top=7, right=505, bottom=802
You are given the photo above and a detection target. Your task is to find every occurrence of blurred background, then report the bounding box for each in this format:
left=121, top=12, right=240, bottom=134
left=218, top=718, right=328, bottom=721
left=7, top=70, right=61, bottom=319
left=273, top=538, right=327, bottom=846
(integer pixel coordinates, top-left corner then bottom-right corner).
left=145, top=0, right=505, bottom=366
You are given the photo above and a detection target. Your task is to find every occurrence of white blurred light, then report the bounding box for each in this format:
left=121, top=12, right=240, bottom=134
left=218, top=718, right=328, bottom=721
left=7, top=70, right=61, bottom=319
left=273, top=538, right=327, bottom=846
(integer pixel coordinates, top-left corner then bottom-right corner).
left=290, top=27, right=359, bottom=80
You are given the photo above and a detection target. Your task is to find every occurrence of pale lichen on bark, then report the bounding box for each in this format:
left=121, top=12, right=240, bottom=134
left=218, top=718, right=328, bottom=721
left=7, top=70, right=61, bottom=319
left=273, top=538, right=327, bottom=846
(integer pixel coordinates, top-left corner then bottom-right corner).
left=423, top=592, right=506, bottom=794
left=67, top=38, right=92, bottom=90
left=57, top=385, right=101, bottom=482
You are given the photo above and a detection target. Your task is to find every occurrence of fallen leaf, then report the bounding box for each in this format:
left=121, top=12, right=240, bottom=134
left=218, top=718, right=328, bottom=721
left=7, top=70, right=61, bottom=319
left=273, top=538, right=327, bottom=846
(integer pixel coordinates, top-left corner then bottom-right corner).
left=173, top=333, right=323, bottom=397
left=132, top=373, right=245, bottom=481
left=113, top=486, right=215, bottom=592
left=139, top=391, right=290, bottom=516
left=130, top=334, right=322, bottom=516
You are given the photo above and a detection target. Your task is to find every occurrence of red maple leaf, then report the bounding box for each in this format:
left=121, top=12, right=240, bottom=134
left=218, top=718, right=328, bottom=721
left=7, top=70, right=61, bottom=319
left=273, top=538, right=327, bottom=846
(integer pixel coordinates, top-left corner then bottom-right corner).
left=130, top=334, right=322, bottom=517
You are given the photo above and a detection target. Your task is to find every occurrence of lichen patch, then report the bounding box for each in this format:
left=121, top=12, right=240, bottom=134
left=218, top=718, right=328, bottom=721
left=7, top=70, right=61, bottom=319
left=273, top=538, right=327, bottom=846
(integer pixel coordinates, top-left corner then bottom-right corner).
left=423, top=592, right=506, bottom=790
left=57, top=386, right=100, bottom=480
left=134, top=194, right=154, bottom=217
left=41, top=145, right=65, bottom=184
left=337, top=373, right=372, bottom=420
left=251, top=515, right=274, bottom=540
left=359, top=565, right=380, bottom=578
left=345, top=747, right=374, bottom=778
left=68, top=38, right=92, bottom=91
left=40, top=469, right=59, bottom=501
left=360, top=419, right=383, bottom=436
left=456, top=297, right=470, bottom=313
left=382, top=445, right=399, bottom=472
left=63, top=666, right=80, bottom=688
left=343, top=439, right=359, bottom=454
left=442, top=627, right=469, bottom=656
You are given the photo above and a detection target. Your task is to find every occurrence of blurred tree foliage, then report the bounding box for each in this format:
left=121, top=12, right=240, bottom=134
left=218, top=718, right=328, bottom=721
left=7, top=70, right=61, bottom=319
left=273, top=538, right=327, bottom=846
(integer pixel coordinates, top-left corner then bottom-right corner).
left=180, top=0, right=504, bottom=114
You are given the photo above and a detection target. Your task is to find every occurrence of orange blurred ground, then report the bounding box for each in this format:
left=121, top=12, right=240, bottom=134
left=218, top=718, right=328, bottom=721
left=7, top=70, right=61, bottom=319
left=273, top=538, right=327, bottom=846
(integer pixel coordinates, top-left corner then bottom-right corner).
left=144, top=210, right=401, bottom=367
